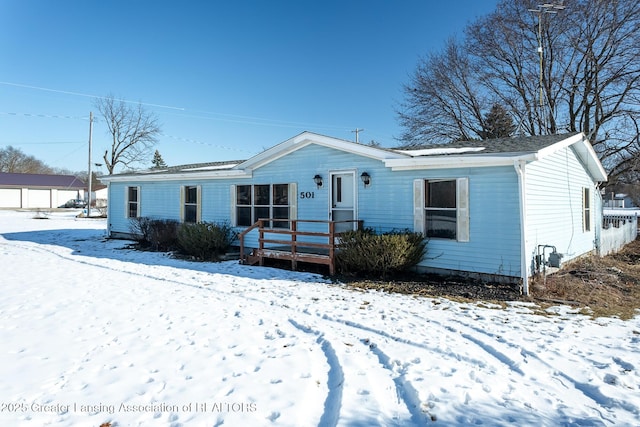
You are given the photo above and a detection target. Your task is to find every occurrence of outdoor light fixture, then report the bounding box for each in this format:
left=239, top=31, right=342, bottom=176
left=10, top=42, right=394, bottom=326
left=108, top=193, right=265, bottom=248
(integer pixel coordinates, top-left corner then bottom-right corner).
left=360, top=172, right=371, bottom=186
left=313, top=174, right=323, bottom=188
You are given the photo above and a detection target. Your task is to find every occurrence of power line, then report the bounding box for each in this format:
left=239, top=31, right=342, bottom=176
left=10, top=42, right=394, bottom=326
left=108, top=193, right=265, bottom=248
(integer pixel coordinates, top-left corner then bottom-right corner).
left=0, top=111, right=256, bottom=154
left=0, top=81, right=185, bottom=111
left=0, top=81, right=354, bottom=132
left=0, top=111, right=88, bottom=121
left=159, top=133, right=255, bottom=154
left=161, top=109, right=353, bottom=132
left=0, top=141, right=84, bottom=145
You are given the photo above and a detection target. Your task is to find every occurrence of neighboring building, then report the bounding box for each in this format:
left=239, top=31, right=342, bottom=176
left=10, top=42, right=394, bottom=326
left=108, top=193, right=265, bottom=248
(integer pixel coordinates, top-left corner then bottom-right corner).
left=603, top=193, right=637, bottom=209
left=93, top=184, right=108, bottom=208
left=0, top=172, right=86, bottom=209
left=100, top=131, right=608, bottom=294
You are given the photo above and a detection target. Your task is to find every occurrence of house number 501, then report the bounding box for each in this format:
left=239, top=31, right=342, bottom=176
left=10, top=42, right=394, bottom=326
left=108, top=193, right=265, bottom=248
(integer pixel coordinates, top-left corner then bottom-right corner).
left=300, top=191, right=315, bottom=199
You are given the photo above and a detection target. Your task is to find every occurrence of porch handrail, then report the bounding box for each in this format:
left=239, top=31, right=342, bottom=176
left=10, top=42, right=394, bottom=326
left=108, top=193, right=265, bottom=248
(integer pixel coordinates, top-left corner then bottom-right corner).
left=238, top=218, right=363, bottom=273
left=238, top=220, right=261, bottom=262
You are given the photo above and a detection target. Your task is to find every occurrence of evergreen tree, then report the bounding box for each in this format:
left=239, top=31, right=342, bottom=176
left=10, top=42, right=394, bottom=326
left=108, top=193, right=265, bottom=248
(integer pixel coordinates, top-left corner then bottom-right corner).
left=481, top=104, right=515, bottom=140
left=151, top=150, right=167, bottom=169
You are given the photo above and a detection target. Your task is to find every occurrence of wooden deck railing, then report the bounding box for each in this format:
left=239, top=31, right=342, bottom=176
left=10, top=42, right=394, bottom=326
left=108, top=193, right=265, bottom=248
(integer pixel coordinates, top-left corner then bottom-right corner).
left=238, top=219, right=363, bottom=274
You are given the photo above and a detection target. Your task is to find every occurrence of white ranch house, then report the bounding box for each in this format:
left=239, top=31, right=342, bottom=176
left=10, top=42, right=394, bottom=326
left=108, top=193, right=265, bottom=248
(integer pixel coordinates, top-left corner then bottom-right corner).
left=100, top=131, right=636, bottom=295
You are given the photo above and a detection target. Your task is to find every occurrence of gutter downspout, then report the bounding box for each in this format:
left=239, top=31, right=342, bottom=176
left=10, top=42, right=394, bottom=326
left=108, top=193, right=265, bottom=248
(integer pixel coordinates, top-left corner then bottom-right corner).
left=514, top=160, right=529, bottom=296
left=594, top=183, right=602, bottom=256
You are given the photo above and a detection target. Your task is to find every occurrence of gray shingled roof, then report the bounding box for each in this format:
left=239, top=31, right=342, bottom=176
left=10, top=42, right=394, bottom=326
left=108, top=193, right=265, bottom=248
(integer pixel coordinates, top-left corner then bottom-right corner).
left=163, top=160, right=245, bottom=172
left=104, top=160, right=246, bottom=178
left=0, top=172, right=86, bottom=188
left=104, top=132, right=585, bottom=179
left=396, top=132, right=581, bottom=155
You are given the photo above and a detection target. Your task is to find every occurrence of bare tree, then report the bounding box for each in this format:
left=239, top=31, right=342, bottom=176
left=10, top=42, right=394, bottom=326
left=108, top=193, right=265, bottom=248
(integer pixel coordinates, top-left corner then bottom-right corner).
left=95, top=95, right=161, bottom=174
left=0, top=146, right=53, bottom=173
left=397, top=0, right=640, bottom=182
left=398, top=38, right=487, bottom=143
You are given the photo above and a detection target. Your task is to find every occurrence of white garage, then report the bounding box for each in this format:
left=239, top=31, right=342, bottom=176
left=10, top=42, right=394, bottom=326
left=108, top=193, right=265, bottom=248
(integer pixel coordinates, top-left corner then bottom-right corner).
left=0, top=188, right=21, bottom=208
left=0, top=172, right=86, bottom=209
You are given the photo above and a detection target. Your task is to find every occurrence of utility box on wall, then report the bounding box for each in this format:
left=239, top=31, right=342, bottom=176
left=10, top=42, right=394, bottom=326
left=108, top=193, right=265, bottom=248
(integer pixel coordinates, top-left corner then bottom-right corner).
left=548, top=251, right=564, bottom=268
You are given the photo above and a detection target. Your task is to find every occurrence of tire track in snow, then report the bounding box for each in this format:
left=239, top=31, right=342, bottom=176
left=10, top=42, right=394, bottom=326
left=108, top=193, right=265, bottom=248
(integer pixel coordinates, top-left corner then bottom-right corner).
left=443, top=323, right=524, bottom=375
left=520, top=347, right=637, bottom=420
left=288, top=319, right=343, bottom=427
left=362, top=338, right=433, bottom=426
left=443, top=316, right=639, bottom=421
left=313, top=313, right=488, bottom=367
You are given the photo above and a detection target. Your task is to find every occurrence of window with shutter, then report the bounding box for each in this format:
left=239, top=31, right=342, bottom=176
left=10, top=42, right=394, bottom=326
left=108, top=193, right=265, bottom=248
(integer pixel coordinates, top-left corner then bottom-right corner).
left=414, top=178, right=469, bottom=242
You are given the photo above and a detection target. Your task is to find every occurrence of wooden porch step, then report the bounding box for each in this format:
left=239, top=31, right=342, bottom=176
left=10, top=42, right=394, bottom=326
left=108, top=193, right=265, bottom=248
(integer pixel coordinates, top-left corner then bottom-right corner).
left=253, top=247, right=334, bottom=274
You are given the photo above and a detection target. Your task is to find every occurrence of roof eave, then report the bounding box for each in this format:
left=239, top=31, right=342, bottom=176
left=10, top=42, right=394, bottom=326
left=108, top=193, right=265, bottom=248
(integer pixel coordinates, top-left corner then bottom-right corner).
left=238, top=131, right=407, bottom=171
left=536, top=133, right=607, bottom=182
left=384, top=154, right=536, bottom=170
left=99, top=169, right=251, bottom=183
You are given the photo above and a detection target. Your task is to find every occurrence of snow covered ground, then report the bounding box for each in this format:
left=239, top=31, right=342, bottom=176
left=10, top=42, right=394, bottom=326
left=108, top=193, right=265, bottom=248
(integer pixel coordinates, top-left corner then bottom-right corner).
left=0, top=210, right=638, bottom=427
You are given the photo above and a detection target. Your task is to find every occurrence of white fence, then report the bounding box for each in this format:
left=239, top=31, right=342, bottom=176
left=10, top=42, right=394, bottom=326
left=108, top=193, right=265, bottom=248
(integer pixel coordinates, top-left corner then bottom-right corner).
left=599, top=214, right=639, bottom=256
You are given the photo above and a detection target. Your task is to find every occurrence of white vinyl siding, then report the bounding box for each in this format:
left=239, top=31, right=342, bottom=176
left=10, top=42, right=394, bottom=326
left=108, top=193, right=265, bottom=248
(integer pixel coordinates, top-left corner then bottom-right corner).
left=524, top=145, right=598, bottom=275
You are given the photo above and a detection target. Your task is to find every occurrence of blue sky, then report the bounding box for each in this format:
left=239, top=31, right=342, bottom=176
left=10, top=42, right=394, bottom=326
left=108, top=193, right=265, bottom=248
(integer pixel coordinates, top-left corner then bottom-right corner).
left=0, top=0, right=498, bottom=173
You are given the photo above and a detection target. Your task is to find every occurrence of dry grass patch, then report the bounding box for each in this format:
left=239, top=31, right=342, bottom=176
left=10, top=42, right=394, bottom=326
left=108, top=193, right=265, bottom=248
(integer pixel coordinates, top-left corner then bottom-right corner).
left=532, top=239, right=640, bottom=319
left=344, top=239, right=640, bottom=319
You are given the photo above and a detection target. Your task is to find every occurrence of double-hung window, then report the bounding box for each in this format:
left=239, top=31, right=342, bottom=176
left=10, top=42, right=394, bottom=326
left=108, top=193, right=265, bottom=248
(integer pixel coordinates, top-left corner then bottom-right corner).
left=583, top=187, right=591, bottom=232
left=234, top=183, right=293, bottom=228
left=126, top=186, right=140, bottom=218
left=413, top=178, right=469, bottom=242
left=181, top=185, right=201, bottom=223
left=425, top=180, right=458, bottom=239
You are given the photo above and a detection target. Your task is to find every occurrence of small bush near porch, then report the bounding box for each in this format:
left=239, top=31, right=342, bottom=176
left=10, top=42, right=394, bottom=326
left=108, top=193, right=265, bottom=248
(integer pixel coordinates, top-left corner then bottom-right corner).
left=177, top=221, right=237, bottom=261
left=129, top=217, right=236, bottom=261
left=336, top=228, right=427, bottom=279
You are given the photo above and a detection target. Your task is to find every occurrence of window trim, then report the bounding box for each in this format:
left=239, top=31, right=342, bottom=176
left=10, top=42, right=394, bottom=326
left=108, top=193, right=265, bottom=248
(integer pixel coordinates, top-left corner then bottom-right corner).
left=180, top=185, right=201, bottom=223
left=424, top=179, right=457, bottom=240
left=413, top=178, right=469, bottom=242
left=125, top=186, right=140, bottom=218
left=232, top=183, right=296, bottom=228
left=583, top=187, right=591, bottom=232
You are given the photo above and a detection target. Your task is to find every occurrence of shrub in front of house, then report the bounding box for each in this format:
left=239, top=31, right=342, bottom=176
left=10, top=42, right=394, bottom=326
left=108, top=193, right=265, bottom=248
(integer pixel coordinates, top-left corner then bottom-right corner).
left=177, top=221, right=237, bottom=261
left=149, top=219, right=180, bottom=251
left=336, top=228, right=427, bottom=278
left=128, top=217, right=180, bottom=251
left=129, top=217, right=153, bottom=247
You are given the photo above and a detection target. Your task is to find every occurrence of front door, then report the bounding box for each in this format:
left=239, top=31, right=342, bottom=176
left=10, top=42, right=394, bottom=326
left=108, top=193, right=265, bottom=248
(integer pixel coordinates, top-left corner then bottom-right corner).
left=330, top=171, right=356, bottom=233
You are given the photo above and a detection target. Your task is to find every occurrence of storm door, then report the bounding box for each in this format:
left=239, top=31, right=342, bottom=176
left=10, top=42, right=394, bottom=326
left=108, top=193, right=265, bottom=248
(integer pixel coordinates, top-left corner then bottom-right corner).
left=330, top=171, right=356, bottom=233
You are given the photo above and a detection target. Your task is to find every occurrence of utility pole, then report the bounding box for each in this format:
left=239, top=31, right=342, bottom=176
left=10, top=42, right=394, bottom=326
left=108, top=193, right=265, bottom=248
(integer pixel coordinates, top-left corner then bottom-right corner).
left=352, top=128, right=364, bottom=143
left=528, top=2, right=565, bottom=132
left=87, top=111, right=93, bottom=218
